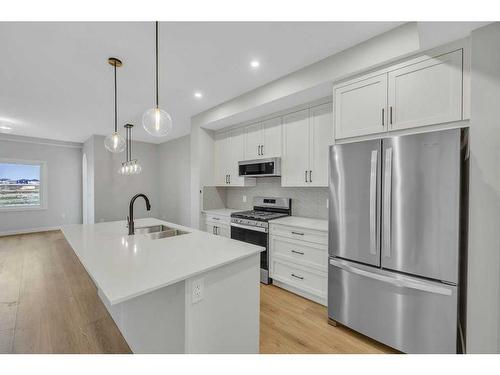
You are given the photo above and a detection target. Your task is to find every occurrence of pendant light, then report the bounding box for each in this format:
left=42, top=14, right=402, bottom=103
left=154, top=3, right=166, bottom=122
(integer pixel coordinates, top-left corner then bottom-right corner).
left=118, top=124, right=142, bottom=175
left=104, top=57, right=126, bottom=153
left=142, top=21, right=173, bottom=137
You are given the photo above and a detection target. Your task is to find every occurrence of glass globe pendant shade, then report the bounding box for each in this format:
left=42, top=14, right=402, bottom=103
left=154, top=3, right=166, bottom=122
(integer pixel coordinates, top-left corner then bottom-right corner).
left=142, top=107, right=172, bottom=137
left=104, top=132, right=126, bottom=153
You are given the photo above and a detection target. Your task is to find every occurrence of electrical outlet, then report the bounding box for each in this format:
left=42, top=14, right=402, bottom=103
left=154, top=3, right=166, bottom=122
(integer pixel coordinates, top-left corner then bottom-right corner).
left=192, top=278, right=204, bottom=304
left=242, top=195, right=247, bottom=203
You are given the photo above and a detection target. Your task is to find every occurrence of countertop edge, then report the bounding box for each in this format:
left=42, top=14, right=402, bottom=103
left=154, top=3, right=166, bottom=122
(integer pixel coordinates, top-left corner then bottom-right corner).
left=270, top=216, right=328, bottom=232
left=61, top=222, right=264, bottom=306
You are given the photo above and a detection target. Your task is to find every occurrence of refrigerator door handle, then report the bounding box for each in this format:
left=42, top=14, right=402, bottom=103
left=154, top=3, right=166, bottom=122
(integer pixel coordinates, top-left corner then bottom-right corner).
left=329, top=259, right=452, bottom=296
left=369, top=150, right=378, bottom=255
left=383, top=147, right=393, bottom=258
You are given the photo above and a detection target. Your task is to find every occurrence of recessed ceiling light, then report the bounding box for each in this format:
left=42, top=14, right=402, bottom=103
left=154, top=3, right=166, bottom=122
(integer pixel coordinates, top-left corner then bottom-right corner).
left=194, top=91, right=203, bottom=99
left=250, top=60, right=260, bottom=69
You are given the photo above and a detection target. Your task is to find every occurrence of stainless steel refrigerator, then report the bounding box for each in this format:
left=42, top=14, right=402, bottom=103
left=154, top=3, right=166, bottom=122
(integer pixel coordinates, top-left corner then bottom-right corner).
left=328, top=128, right=467, bottom=354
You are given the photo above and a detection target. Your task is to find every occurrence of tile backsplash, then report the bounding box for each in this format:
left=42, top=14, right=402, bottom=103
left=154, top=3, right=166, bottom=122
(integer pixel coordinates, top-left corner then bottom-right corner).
left=203, top=177, right=329, bottom=220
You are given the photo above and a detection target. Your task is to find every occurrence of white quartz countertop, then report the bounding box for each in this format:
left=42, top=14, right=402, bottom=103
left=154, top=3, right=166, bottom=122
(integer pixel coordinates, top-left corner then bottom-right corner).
left=61, top=218, right=264, bottom=305
left=202, top=208, right=240, bottom=217
left=270, top=216, right=329, bottom=232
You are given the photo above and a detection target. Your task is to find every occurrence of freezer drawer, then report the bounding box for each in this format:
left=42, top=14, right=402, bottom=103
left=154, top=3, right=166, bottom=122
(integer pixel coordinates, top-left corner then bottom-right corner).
left=328, top=258, right=458, bottom=353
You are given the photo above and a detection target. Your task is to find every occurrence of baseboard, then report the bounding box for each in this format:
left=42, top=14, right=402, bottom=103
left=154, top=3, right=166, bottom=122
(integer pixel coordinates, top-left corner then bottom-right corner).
left=272, top=279, right=327, bottom=306
left=0, top=226, right=61, bottom=237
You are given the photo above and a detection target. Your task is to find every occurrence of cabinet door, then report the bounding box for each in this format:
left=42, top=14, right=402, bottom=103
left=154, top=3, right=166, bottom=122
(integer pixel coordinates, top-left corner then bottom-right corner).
left=388, top=49, right=463, bottom=131
left=228, top=127, right=246, bottom=186
left=282, top=109, right=310, bottom=187
left=206, top=222, right=217, bottom=235
left=217, top=224, right=231, bottom=238
left=214, top=132, right=230, bottom=186
left=334, top=73, right=387, bottom=139
left=309, top=103, right=333, bottom=187
left=262, top=117, right=282, bottom=158
left=244, top=122, right=263, bottom=160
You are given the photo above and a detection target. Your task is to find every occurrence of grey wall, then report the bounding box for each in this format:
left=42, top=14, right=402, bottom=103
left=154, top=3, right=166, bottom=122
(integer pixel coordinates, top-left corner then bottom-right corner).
left=203, top=178, right=329, bottom=220
left=90, top=135, right=160, bottom=222
left=157, top=135, right=191, bottom=226
left=82, top=136, right=95, bottom=224
left=0, top=135, right=82, bottom=234
left=467, top=22, right=500, bottom=353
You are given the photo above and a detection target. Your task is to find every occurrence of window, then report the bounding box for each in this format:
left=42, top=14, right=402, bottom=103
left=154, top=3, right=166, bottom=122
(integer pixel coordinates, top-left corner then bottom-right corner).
left=0, top=159, right=46, bottom=210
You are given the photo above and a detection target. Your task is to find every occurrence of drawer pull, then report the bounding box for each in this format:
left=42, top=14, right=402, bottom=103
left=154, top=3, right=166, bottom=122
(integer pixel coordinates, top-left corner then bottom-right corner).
left=291, top=231, right=304, bottom=236
left=291, top=273, right=304, bottom=280
left=211, top=217, right=220, bottom=220
left=291, top=250, right=304, bottom=255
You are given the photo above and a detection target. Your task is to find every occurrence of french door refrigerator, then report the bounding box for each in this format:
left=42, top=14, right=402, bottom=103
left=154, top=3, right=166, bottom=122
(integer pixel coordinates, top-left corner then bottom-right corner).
left=328, top=128, right=467, bottom=354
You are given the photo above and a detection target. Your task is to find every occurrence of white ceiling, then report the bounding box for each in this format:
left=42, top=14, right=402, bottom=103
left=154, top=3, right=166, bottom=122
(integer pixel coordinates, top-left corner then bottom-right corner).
left=0, top=21, right=408, bottom=144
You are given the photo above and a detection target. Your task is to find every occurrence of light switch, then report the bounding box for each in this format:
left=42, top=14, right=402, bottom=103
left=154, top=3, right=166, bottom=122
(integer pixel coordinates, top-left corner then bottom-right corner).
left=242, top=195, right=247, bottom=203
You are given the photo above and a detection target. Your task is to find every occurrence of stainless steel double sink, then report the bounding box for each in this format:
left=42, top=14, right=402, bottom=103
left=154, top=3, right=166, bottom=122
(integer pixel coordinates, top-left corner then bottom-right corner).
left=134, top=224, right=189, bottom=240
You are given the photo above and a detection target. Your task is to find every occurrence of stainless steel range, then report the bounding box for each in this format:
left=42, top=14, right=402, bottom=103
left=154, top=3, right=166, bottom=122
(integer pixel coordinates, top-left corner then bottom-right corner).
left=231, top=197, right=291, bottom=284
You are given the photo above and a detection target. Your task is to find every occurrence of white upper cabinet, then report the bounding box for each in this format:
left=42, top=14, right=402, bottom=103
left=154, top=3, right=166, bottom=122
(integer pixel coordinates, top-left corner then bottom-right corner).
left=282, top=109, right=310, bottom=187
left=334, top=74, right=388, bottom=139
left=228, top=127, right=248, bottom=186
left=262, top=117, right=282, bottom=158
left=387, top=49, right=463, bottom=131
left=333, top=48, right=465, bottom=140
left=244, top=117, right=282, bottom=160
left=214, top=131, right=230, bottom=186
left=282, top=104, right=333, bottom=187
left=244, top=122, right=262, bottom=160
left=309, top=103, right=333, bottom=187
left=214, top=128, right=256, bottom=187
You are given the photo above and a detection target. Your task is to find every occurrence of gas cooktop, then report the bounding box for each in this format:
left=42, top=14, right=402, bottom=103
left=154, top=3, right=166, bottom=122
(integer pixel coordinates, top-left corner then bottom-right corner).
left=231, top=210, right=289, bottom=222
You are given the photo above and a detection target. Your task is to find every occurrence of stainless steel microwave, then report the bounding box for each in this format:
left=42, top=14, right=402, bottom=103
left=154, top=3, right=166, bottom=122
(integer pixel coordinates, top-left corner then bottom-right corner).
left=238, top=157, right=281, bottom=177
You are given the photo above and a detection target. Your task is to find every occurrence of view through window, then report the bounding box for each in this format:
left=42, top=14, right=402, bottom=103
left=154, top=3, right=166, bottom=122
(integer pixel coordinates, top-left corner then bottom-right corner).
left=0, top=162, right=42, bottom=208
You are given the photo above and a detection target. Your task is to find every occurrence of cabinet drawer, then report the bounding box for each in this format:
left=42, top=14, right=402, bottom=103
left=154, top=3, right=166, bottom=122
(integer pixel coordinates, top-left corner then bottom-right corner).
left=204, top=213, right=231, bottom=225
left=270, top=235, right=327, bottom=271
left=271, top=259, right=327, bottom=299
left=270, top=224, right=328, bottom=245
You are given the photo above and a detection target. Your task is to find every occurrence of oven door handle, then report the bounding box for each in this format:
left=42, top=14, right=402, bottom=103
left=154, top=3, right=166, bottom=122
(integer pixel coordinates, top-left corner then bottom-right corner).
left=230, top=222, right=268, bottom=233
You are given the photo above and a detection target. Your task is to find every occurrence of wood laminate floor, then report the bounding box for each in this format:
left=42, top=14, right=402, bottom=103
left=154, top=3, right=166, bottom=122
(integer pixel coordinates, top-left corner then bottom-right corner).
left=0, top=231, right=395, bottom=354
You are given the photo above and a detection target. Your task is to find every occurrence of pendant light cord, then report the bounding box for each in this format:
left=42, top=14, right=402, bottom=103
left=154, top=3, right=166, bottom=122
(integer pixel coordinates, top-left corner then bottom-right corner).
left=155, top=21, right=159, bottom=109
left=114, top=63, right=118, bottom=133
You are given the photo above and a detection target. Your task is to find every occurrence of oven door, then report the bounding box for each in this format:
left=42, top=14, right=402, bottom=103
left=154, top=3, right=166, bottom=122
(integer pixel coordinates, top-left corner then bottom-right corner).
left=230, top=223, right=270, bottom=284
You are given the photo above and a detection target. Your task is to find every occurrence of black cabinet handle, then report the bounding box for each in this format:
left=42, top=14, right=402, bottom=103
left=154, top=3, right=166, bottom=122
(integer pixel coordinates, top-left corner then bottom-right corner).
left=291, top=273, right=304, bottom=280
left=291, top=250, right=304, bottom=255
left=291, top=231, right=304, bottom=236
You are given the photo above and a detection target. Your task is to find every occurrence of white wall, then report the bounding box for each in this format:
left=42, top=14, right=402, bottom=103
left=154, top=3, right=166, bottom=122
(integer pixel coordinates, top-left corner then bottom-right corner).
left=157, top=135, right=191, bottom=226
left=467, top=22, right=500, bottom=353
left=0, top=134, right=82, bottom=234
left=89, top=135, right=160, bottom=223
left=190, top=23, right=423, bottom=228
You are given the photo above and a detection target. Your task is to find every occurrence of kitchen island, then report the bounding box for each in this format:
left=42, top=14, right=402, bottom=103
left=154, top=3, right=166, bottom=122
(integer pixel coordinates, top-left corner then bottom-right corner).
left=61, top=218, right=264, bottom=354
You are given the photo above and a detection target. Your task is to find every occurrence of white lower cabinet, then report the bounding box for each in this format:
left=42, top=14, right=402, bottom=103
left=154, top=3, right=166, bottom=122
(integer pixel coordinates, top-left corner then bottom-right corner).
left=206, top=222, right=230, bottom=237
left=269, top=222, right=328, bottom=305
left=203, top=213, right=231, bottom=238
